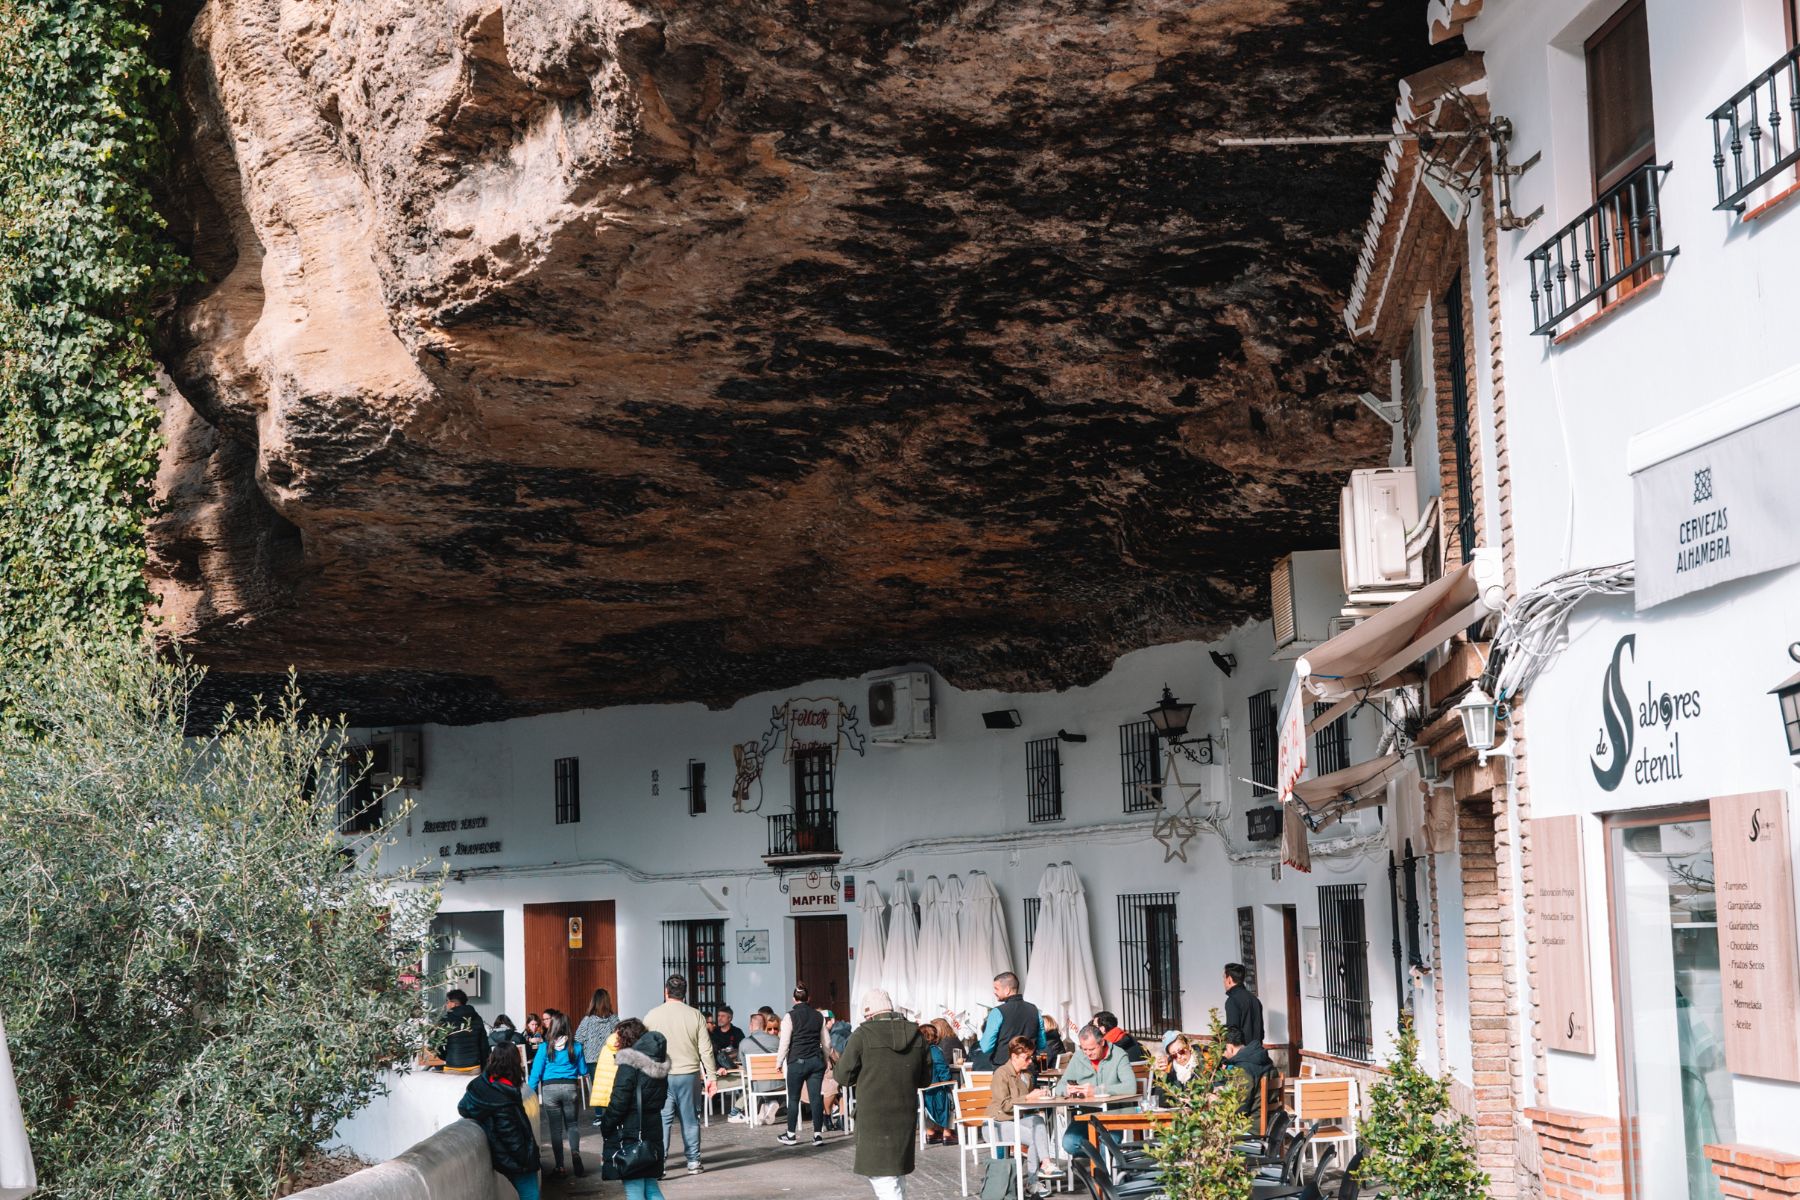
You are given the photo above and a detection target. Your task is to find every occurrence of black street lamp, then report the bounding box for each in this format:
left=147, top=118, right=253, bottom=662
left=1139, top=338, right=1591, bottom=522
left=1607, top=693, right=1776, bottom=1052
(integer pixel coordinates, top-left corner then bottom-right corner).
left=1771, top=643, right=1800, bottom=758
left=1145, top=685, right=1195, bottom=740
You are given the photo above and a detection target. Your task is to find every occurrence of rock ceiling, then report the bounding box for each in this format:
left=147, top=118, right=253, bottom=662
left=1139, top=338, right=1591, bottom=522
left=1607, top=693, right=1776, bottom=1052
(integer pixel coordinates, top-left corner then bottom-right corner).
left=152, top=0, right=1452, bottom=725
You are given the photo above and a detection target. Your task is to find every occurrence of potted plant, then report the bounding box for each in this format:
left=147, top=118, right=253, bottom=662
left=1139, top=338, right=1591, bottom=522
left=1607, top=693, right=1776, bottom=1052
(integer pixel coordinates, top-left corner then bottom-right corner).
left=1356, top=1015, right=1487, bottom=1200
left=1148, top=1011, right=1254, bottom=1199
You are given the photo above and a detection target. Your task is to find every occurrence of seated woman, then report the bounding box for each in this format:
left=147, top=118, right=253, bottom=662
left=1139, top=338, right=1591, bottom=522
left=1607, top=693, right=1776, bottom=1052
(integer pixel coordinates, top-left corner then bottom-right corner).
left=1152, top=1032, right=1201, bottom=1105
left=918, top=1023, right=956, bottom=1144
left=931, top=1018, right=963, bottom=1068
left=991, top=1036, right=1060, bottom=1196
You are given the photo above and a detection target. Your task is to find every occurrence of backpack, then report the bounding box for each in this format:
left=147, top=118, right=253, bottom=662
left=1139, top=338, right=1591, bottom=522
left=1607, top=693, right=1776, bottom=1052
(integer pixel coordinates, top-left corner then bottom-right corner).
left=981, top=1156, right=1018, bottom=1200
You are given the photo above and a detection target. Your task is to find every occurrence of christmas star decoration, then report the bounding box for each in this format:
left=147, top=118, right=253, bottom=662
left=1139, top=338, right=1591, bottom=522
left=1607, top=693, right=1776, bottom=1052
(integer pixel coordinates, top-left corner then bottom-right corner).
left=1142, top=746, right=1208, bottom=863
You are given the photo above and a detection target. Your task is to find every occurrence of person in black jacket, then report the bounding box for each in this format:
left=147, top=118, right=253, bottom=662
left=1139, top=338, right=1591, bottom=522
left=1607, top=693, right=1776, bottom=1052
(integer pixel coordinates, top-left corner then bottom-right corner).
left=1091, top=1011, right=1147, bottom=1063
left=439, top=989, right=489, bottom=1070
left=458, top=1044, right=541, bottom=1200
left=1222, top=963, right=1265, bottom=1049
left=601, top=1019, right=673, bottom=1200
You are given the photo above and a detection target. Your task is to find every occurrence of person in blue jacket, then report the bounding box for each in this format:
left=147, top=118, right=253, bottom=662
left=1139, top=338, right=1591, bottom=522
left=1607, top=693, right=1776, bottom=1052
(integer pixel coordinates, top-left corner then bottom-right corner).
left=528, top=1013, right=591, bottom=1176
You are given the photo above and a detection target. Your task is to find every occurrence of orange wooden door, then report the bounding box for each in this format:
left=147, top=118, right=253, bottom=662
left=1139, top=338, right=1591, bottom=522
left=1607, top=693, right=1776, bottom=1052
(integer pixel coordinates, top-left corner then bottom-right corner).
left=567, top=900, right=618, bottom=1018
left=794, top=916, right=849, bottom=1017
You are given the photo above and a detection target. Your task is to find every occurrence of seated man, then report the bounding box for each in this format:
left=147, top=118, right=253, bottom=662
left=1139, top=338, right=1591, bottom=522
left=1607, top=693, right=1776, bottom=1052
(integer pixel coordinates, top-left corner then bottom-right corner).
left=1091, top=1011, right=1148, bottom=1063
left=711, top=1006, right=746, bottom=1070
left=1054, top=1023, right=1139, bottom=1160
left=1222, top=1026, right=1279, bottom=1118
left=736, top=1013, right=783, bottom=1123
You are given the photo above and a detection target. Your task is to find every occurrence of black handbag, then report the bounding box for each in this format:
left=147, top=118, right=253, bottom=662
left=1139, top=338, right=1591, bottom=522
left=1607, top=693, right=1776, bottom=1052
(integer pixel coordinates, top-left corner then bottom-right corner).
left=603, top=1075, right=659, bottom=1181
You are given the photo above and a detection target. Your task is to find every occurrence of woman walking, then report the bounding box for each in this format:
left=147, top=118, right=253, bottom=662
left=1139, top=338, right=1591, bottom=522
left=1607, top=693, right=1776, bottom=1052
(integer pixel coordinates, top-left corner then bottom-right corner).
left=458, top=1041, right=543, bottom=1200
left=600, top=1019, right=672, bottom=1200
left=527, top=1013, right=590, bottom=1176
left=576, top=989, right=619, bottom=1122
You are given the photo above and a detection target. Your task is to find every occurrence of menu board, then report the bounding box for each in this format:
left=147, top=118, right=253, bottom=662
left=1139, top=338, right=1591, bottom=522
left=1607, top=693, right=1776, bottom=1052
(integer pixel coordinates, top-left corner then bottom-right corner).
left=1712, top=791, right=1800, bottom=1083
left=1532, top=815, right=1595, bottom=1053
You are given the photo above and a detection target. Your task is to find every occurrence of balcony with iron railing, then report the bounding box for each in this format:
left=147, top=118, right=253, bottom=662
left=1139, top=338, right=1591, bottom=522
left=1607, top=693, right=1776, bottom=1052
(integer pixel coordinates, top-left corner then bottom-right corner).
left=1526, top=160, right=1677, bottom=337
left=764, top=809, right=840, bottom=864
left=1711, top=43, right=1800, bottom=214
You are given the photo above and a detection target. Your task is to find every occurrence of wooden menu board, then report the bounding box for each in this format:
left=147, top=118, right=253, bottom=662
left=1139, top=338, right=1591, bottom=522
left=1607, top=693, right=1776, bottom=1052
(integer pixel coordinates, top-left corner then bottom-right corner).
left=1532, top=815, right=1594, bottom=1053
left=1712, top=791, right=1800, bottom=1083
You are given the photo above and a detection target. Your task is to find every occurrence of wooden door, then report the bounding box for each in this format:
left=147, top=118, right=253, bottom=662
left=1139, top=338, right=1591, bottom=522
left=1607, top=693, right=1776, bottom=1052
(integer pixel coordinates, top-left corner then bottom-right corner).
left=793, top=916, right=850, bottom=1017
left=525, top=900, right=617, bottom=1020
left=1282, top=905, right=1303, bottom=1069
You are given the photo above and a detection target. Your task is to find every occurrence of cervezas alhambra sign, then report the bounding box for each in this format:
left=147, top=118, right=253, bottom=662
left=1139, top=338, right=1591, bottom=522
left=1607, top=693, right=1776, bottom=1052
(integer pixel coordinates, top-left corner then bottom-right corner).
left=1711, top=791, right=1800, bottom=1083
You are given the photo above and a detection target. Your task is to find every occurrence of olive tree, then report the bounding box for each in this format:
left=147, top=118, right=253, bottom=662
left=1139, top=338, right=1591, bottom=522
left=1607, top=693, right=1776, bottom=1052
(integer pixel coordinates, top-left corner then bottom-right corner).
left=0, top=643, right=441, bottom=1200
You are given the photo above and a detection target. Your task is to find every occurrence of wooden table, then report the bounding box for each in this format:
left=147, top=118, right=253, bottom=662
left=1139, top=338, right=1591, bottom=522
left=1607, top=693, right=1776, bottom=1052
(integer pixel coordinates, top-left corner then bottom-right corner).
left=1085, top=1109, right=1173, bottom=1147
left=1010, top=1091, right=1147, bottom=1194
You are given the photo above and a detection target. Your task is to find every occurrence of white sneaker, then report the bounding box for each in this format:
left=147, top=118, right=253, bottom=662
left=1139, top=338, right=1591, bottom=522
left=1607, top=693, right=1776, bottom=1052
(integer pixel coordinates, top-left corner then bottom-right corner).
left=1039, top=1162, right=1066, bottom=1178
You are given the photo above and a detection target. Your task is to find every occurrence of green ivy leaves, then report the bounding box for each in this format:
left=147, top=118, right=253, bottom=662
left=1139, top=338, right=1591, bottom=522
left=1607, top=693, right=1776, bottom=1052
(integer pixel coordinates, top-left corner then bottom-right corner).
left=0, top=0, right=189, bottom=666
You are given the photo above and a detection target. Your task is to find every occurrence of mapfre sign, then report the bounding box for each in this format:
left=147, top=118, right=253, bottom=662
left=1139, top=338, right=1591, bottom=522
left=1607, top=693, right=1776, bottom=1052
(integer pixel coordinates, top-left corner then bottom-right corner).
left=788, top=869, right=841, bottom=914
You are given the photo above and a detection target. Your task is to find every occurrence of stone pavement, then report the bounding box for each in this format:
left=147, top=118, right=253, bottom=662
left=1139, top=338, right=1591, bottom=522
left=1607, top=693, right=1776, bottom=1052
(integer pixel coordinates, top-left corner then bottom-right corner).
left=541, top=1118, right=979, bottom=1200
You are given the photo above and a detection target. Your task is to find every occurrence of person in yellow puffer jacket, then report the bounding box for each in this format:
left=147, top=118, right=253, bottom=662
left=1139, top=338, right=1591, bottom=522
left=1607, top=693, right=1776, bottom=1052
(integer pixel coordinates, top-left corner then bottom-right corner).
left=588, top=1030, right=621, bottom=1125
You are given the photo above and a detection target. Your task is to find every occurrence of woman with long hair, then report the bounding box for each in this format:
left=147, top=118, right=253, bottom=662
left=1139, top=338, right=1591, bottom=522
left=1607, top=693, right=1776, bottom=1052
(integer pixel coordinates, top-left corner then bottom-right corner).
left=576, top=989, right=619, bottom=1122
left=600, top=1018, right=672, bottom=1199
left=527, top=1012, right=590, bottom=1176
left=918, top=1024, right=955, bottom=1144
left=459, top=1034, right=542, bottom=1200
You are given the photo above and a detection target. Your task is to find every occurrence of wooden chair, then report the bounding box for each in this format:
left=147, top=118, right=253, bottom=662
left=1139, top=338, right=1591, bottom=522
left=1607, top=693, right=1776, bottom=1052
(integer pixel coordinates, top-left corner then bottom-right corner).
left=1130, top=1060, right=1152, bottom=1094
left=741, top=1053, right=786, bottom=1129
left=953, top=1087, right=996, bottom=1197
left=961, top=1067, right=994, bottom=1090
left=1291, top=1076, right=1357, bottom=1170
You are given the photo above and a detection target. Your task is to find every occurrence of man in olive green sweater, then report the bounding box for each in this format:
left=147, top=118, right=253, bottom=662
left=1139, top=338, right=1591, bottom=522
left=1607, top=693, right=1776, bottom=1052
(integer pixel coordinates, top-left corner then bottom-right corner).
left=645, top=974, right=718, bottom=1175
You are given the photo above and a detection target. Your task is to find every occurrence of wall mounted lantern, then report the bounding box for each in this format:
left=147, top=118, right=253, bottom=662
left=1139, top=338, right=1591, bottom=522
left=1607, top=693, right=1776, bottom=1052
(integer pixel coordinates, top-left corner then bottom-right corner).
left=1457, top=684, right=1513, bottom=767
left=1145, top=685, right=1195, bottom=739
left=1771, top=643, right=1800, bottom=758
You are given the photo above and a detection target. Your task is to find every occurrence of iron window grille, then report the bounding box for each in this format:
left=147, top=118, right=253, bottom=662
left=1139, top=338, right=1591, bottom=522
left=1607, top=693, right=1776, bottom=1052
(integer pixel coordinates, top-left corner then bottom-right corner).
left=661, top=919, right=726, bottom=1015
left=685, top=759, right=706, bottom=816
left=1312, top=705, right=1351, bottom=777
left=1118, top=892, right=1182, bottom=1038
left=1119, top=719, right=1164, bottom=812
left=1236, top=906, right=1258, bottom=994
left=1710, top=43, right=1800, bottom=213
left=1318, top=884, right=1374, bottom=1062
left=337, top=744, right=382, bottom=834
left=792, top=745, right=835, bottom=817
left=1026, top=737, right=1064, bottom=823
left=554, top=756, right=580, bottom=825
left=1526, top=160, right=1676, bottom=336
left=765, top=809, right=839, bottom=857
left=1445, top=272, right=1478, bottom=564
left=1249, top=690, right=1277, bottom=799
left=1024, top=897, right=1041, bottom=965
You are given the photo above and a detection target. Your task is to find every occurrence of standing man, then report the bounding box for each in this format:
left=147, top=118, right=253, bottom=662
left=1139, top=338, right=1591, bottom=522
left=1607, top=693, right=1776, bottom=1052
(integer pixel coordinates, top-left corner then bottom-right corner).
left=834, top=988, right=930, bottom=1200
left=775, top=982, right=829, bottom=1146
left=1222, top=963, right=1265, bottom=1050
left=645, top=973, right=717, bottom=1176
left=972, top=972, right=1045, bottom=1069
left=439, top=989, right=488, bottom=1070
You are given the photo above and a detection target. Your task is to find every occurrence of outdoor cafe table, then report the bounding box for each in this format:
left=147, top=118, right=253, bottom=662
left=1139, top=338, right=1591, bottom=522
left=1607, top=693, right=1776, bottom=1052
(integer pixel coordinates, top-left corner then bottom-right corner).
left=1010, top=1091, right=1146, bottom=1194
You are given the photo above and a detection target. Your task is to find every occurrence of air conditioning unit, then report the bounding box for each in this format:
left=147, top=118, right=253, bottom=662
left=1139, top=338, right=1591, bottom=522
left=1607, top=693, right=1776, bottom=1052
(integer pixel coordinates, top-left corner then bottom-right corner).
left=1340, top=467, right=1426, bottom=595
left=371, top=729, right=424, bottom=789
left=868, top=671, right=934, bottom=743
left=1327, top=614, right=1361, bottom=639
left=1270, top=550, right=1343, bottom=658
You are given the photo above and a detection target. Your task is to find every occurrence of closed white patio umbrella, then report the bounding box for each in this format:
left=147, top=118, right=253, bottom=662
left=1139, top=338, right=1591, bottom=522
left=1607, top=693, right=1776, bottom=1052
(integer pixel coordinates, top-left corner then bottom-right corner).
left=851, top=881, right=888, bottom=1013
left=913, top=875, right=947, bottom=1020
left=1024, top=862, right=1103, bottom=1035
left=0, top=1013, right=37, bottom=1200
left=883, top=877, right=920, bottom=1017
left=956, top=871, right=1013, bottom=1027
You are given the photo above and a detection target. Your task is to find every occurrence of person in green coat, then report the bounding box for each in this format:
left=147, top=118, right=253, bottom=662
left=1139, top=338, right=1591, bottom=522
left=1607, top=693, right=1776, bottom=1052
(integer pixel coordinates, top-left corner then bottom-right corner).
left=833, top=989, right=930, bottom=1199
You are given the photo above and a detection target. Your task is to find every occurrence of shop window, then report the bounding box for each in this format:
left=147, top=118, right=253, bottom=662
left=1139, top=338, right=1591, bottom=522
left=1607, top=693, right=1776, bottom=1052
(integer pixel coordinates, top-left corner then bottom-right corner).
left=1318, top=884, right=1373, bottom=1061
left=1118, top=892, right=1182, bottom=1037
left=661, top=919, right=726, bottom=1015
left=554, top=756, right=580, bottom=825
left=1249, top=690, right=1278, bottom=799
left=685, top=759, right=706, bottom=816
left=1119, top=719, right=1164, bottom=812
left=1312, top=705, right=1351, bottom=777
left=1026, top=736, right=1063, bottom=823
left=791, top=744, right=835, bottom=817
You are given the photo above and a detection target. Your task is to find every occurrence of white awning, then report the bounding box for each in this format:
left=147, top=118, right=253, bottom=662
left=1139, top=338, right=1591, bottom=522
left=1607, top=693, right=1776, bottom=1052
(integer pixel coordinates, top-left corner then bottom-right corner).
left=1292, top=752, right=1406, bottom=826
left=1297, top=547, right=1506, bottom=733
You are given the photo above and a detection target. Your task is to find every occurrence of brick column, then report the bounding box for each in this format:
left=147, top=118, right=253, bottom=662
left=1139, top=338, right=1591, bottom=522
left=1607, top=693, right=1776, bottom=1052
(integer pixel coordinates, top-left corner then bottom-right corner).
left=1706, top=1144, right=1800, bottom=1198
left=1526, top=1107, right=1624, bottom=1199
left=1460, top=798, right=1517, bottom=1198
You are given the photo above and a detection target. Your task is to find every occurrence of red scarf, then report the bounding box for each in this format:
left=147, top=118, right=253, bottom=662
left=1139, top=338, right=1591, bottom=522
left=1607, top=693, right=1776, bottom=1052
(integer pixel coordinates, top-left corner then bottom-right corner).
left=1103, top=1028, right=1126, bottom=1047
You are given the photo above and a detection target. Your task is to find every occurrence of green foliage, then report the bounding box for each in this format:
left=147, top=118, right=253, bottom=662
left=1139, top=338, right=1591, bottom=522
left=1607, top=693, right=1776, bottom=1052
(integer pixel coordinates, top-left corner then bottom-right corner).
left=1148, top=1011, right=1255, bottom=1200
left=1357, top=1016, right=1488, bottom=1200
left=0, top=642, right=442, bottom=1200
left=0, top=0, right=189, bottom=663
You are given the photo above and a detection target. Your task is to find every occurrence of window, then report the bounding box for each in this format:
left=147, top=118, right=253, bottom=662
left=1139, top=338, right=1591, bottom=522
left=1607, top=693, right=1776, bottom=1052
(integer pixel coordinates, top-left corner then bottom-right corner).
left=1119, top=719, right=1164, bottom=812
left=1118, top=892, right=1182, bottom=1037
left=1026, top=736, right=1063, bottom=823
left=337, top=744, right=382, bottom=834
left=1249, top=690, right=1277, bottom=800
left=554, top=756, right=580, bottom=825
left=1024, top=897, right=1041, bottom=966
left=1312, top=704, right=1351, bottom=777
left=1587, top=1, right=1655, bottom=195
left=1444, top=274, right=1477, bottom=564
left=792, top=745, right=835, bottom=816
left=685, top=759, right=706, bottom=816
left=1318, top=884, right=1373, bottom=1061
left=661, top=919, right=726, bottom=1015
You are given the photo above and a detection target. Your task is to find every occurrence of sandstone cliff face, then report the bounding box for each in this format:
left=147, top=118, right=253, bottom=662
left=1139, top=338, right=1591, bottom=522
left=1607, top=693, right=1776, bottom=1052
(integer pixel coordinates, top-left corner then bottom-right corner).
left=154, top=0, right=1445, bottom=724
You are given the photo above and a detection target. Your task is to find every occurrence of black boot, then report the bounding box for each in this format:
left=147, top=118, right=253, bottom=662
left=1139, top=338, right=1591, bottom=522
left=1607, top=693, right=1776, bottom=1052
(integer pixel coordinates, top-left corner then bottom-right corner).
left=571, top=1152, right=585, bottom=1177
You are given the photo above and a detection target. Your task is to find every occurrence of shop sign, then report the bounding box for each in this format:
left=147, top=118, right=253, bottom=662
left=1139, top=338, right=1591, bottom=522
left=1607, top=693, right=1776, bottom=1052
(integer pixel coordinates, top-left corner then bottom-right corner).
left=1712, top=791, right=1800, bottom=1083
left=1531, top=815, right=1594, bottom=1054
left=1633, top=403, right=1800, bottom=610
left=1589, top=634, right=1702, bottom=792
left=1245, top=807, right=1281, bottom=842
left=736, top=929, right=771, bottom=963
left=788, top=869, right=841, bottom=913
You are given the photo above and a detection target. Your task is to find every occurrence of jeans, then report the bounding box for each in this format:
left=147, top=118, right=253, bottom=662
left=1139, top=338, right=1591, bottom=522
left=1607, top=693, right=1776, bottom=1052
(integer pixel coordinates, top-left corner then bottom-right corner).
left=785, top=1055, right=826, bottom=1133
left=999, top=1115, right=1055, bottom=1175
left=1062, top=1117, right=1092, bottom=1160
left=505, top=1173, right=539, bottom=1200
left=540, top=1080, right=583, bottom=1166
left=868, top=1177, right=907, bottom=1200
left=661, top=1072, right=702, bottom=1167
left=622, top=1180, right=667, bottom=1200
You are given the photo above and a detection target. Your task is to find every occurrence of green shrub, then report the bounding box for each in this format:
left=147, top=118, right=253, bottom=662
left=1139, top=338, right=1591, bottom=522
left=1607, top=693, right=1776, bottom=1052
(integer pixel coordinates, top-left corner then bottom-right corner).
left=1148, top=1010, right=1254, bottom=1200
left=0, top=642, right=441, bottom=1200
left=1357, top=1015, right=1488, bottom=1200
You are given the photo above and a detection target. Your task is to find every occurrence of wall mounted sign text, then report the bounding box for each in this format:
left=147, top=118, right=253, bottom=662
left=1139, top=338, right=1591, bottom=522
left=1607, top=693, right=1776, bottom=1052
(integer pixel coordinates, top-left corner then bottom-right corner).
left=1634, top=402, right=1800, bottom=609
left=423, top=816, right=488, bottom=834
left=439, top=839, right=502, bottom=857
left=788, top=869, right=842, bottom=914
left=736, top=929, right=770, bottom=963
left=732, top=697, right=869, bottom=811
left=1589, top=634, right=1702, bottom=792
left=1531, top=815, right=1594, bottom=1054
left=568, top=917, right=583, bottom=950
left=1711, top=791, right=1800, bottom=1083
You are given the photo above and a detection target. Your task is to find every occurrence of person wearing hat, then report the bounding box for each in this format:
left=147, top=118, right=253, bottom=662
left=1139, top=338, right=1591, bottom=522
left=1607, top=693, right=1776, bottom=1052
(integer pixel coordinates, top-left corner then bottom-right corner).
left=1151, top=1032, right=1200, bottom=1105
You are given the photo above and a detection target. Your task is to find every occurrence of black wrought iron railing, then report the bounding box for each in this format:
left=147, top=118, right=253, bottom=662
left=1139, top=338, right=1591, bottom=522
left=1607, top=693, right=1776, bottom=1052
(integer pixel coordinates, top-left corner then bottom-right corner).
left=1710, top=43, right=1800, bottom=213
left=1526, top=161, right=1676, bottom=336
left=766, top=809, right=839, bottom=857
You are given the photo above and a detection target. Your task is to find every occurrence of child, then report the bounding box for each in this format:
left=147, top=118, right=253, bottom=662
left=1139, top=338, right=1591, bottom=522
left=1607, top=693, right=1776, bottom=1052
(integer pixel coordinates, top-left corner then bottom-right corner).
left=458, top=1042, right=542, bottom=1200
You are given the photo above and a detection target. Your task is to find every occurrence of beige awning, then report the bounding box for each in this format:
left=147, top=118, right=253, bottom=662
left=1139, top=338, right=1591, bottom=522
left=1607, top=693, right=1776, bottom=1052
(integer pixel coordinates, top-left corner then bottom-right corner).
left=1297, top=547, right=1505, bottom=734
left=1293, top=753, right=1405, bottom=825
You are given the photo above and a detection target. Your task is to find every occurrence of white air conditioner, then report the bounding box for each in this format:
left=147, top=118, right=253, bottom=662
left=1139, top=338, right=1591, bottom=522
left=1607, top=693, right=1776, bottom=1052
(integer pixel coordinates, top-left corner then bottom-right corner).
left=1340, top=467, right=1426, bottom=595
left=1269, top=550, right=1344, bottom=658
left=868, top=671, right=934, bottom=743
